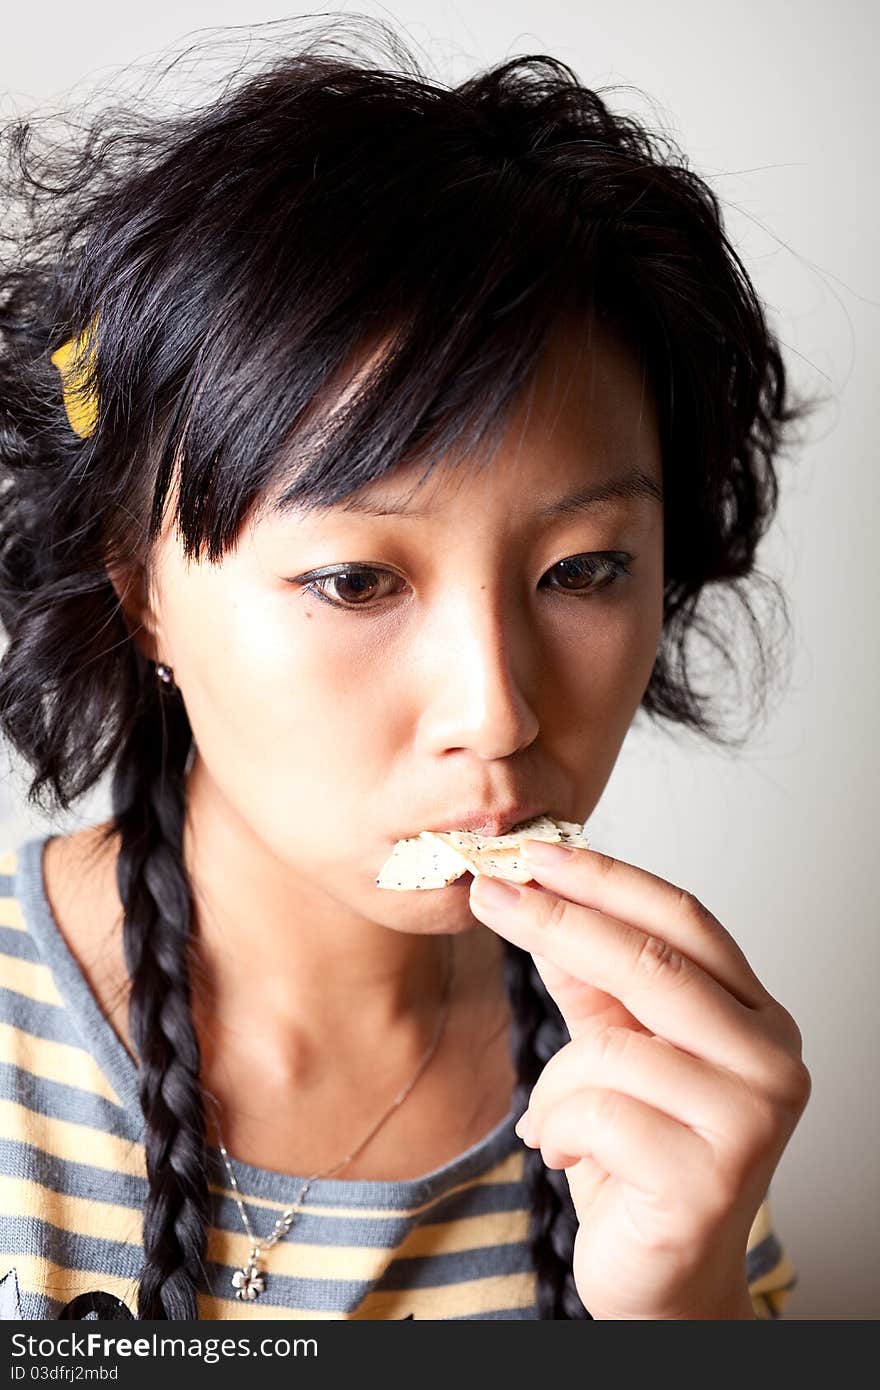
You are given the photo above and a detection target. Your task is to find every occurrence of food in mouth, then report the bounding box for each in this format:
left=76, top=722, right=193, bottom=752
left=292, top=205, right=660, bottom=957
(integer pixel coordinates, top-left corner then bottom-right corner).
left=375, top=814, right=589, bottom=891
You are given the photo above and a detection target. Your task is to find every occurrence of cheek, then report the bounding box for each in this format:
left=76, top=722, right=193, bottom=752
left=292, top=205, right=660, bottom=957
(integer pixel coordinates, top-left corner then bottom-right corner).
left=603, top=547, right=664, bottom=687
left=548, top=580, right=664, bottom=814
left=169, top=583, right=394, bottom=821
left=553, top=576, right=663, bottom=702
left=620, top=569, right=664, bottom=691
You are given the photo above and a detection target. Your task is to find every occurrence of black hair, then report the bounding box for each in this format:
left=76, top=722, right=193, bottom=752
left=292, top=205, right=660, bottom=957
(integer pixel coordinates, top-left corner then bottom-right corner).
left=0, top=13, right=822, bottom=1318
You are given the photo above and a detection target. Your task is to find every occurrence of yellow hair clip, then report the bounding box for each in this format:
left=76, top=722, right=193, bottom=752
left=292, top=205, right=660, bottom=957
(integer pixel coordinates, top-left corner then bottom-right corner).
left=50, top=312, right=100, bottom=439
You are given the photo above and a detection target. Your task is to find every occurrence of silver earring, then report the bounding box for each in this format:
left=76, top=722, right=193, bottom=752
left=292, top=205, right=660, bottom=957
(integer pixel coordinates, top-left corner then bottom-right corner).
left=156, top=662, right=175, bottom=687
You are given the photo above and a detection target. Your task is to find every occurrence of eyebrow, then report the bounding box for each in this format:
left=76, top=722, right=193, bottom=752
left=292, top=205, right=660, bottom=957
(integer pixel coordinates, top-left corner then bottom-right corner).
left=335, top=467, right=664, bottom=519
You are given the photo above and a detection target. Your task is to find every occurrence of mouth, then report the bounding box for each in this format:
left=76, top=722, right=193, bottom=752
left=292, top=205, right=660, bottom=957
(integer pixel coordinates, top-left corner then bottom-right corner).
left=416, top=806, right=549, bottom=838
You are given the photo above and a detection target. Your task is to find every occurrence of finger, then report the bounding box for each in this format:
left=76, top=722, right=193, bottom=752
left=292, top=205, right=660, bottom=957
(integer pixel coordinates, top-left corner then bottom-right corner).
left=522, top=1024, right=751, bottom=1152
left=519, top=840, right=770, bottom=1010
left=534, top=1085, right=711, bottom=1201
left=469, top=875, right=780, bottom=1086
left=531, top=949, right=650, bottom=1039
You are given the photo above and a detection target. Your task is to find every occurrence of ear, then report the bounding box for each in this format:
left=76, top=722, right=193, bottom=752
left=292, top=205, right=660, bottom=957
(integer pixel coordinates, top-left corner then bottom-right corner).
left=104, top=556, right=163, bottom=666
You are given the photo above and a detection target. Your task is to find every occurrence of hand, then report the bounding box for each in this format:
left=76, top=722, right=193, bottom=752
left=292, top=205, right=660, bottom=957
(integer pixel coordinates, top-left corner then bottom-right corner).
left=467, top=839, right=811, bottom=1320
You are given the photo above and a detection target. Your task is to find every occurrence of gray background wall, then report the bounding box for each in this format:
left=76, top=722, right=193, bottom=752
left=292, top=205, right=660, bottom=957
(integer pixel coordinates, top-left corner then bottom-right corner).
left=1, top=0, right=876, bottom=1318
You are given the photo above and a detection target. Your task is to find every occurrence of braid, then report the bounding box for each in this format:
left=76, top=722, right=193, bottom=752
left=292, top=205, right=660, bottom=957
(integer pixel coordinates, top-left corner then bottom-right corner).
left=110, top=656, right=210, bottom=1320
left=502, top=940, right=592, bottom=1319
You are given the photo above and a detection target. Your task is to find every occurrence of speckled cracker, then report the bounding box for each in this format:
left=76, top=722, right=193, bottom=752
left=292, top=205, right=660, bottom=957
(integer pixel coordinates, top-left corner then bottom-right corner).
left=375, top=814, right=589, bottom=891
left=375, top=832, right=471, bottom=891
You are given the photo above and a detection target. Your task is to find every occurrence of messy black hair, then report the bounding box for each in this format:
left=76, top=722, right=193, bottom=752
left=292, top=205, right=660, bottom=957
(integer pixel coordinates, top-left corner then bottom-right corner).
left=0, top=13, right=820, bottom=1318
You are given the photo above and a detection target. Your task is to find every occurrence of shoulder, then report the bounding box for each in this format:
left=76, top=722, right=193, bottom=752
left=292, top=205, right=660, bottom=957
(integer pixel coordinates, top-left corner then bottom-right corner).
left=0, top=839, right=40, bottom=970
left=40, top=822, right=132, bottom=1047
left=0, top=821, right=130, bottom=1052
left=0, top=822, right=122, bottom=981
left=41, top=820, right=121, bottom=926
left=0, top=837, right=78, bottom=1120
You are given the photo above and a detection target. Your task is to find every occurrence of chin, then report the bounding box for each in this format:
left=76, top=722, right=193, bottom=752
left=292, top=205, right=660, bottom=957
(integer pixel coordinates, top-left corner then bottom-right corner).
left=378, top=879, right=486, bottom=935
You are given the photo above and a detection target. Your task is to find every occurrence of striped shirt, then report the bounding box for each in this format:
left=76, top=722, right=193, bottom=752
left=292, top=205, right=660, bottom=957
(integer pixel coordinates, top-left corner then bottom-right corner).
left=0, top=833, right=798, bottom=1319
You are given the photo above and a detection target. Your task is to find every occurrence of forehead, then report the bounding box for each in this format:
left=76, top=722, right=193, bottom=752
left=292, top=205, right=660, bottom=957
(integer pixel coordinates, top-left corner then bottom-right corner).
left=153, top=307, right=661, bottom=573
left=262, top=310, right=660, bottom=523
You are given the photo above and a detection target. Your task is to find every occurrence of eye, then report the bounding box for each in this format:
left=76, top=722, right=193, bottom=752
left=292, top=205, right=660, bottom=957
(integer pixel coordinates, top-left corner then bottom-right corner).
left=292, top=554, right=634, bottom=612
left=548, top=553, right=633, bottom=596
left=299, top=565, right=400, bottom=609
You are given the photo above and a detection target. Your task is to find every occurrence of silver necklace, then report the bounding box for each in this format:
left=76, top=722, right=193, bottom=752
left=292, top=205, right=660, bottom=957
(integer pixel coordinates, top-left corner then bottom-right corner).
left=213, top=939, right=455, bottom=1302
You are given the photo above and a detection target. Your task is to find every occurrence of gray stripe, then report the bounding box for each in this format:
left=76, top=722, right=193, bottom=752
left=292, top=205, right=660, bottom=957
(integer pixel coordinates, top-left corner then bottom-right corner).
left=32, top=1287, right=540, bottom=1321
left=0, top=1126, right=529, bottom=1246
left=0, top=1135, right=147, bottom=1209
left=0, top=926, right=41, bottom=964
left=746, top=1231, right=790, bottom=1282
left=1, top=1210, right=535, bottom=1313
left=0, top=1061, right=135, bottom=1142
left=454, top=1305, right=540, bottom=1319
left=409, top=1177, right=531, bottom=1225
left=201, top=1242, right=536, bottom=1308
left=217, top=1253, right=534, bottom=1312
left=0, top=1214, right=145, bottom=1278
left=369, top=1240, right=535, bottom=1290
left=0, top=988, right=84, bottom=1048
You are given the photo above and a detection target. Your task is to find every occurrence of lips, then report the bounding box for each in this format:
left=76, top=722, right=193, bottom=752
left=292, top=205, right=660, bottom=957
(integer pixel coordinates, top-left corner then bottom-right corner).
left=418, top=806, right=548, bottom=838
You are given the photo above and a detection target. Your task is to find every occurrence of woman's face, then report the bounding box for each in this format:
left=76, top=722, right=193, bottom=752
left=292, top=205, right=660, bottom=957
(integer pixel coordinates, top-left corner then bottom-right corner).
left=140, top=315, right=665, bottom=936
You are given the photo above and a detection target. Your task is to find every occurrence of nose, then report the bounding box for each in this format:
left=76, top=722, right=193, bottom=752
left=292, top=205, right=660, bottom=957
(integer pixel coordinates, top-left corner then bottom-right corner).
left=416, top=589, right=541, bottom=758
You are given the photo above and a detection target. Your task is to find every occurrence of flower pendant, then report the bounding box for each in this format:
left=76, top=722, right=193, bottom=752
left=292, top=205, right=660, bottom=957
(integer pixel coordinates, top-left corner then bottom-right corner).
left=231, top=1259, right=266, bottom=1301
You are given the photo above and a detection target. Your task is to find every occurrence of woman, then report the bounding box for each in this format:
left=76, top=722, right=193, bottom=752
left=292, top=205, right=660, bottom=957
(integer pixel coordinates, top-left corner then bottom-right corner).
left=0, top=16, right=815, bottom=1320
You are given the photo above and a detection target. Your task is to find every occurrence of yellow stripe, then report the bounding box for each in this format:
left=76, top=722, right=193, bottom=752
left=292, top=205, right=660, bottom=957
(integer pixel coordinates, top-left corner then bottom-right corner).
left=747, top=1251, right=798, bottom=1297
left=0, top=1099, right=146, bottom=1178
left=0, top=1169, right=531, bottom=1285
left=0, top=847, right=19, bottom=877
left=203, top=1144, right=524, bottom=1221
left=352, top=1269, right=536, bottom=1320
left=0, top=1175, right=143, bottom=1246
left=199, top=1269, right=537, bottom=1321
left=0, top=1022, right=124, bottom=1107
left=387, top=1204, right=528, bottom=1257
left=752, top=1285, right=794, bottom=1318
left=0, top=894, right=27, bottom=931
left=197, top=1292, right=351, bottom=1320
left=745, top=1197, right=798, bottom=1304
left=764, top=1287, right=793, bottom=1315
left=747, top=1197, right=774, bottom=1250
left=0, top=952, right=64, bottom=1008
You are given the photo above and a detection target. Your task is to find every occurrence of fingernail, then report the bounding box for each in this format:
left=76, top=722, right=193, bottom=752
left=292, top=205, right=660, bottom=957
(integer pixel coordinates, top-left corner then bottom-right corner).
left=521, top=838, right=574, bottom=864
left=514, top=1108, right=538, bottom=1145
left=470, top=874, right=521, bottom=909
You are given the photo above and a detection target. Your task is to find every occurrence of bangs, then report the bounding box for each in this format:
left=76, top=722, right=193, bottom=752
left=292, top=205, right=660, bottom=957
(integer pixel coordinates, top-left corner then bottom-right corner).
left=156, top=154, right=625, bottom=564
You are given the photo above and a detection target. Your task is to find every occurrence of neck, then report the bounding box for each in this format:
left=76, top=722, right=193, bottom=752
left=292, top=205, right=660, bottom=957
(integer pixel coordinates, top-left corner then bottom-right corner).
left=180, top=754, right=501, bottom=1096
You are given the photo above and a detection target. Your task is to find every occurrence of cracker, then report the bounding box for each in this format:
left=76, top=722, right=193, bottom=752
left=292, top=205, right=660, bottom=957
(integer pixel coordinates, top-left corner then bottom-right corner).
left=375, top=814, right=589, bottom=891
left=375, top=832, right=471, bottom=891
